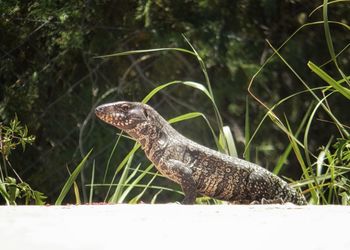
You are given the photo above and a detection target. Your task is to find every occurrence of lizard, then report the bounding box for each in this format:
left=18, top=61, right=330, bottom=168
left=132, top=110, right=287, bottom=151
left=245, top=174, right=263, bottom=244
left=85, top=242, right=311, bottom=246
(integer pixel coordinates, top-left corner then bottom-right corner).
left=95, top=101, right=307, bottom=205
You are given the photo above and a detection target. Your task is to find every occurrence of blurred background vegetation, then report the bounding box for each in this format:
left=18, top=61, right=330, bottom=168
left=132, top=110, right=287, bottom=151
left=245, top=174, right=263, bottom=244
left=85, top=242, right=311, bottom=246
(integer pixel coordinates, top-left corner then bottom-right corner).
left=0, top=0, right=349, bottom=204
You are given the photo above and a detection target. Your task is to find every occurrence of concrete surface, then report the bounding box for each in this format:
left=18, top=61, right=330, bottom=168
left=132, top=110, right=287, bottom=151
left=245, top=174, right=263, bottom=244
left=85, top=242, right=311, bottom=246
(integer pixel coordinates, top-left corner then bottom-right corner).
left=0, top=204, right=349, bottom=250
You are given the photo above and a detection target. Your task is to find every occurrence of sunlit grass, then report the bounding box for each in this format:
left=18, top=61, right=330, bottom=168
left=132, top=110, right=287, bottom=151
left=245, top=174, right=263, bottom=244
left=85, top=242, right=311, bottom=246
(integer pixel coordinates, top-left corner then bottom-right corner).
left=58, top=1, right=349, bottom=205
left=247, top=1, right=349, bottom=204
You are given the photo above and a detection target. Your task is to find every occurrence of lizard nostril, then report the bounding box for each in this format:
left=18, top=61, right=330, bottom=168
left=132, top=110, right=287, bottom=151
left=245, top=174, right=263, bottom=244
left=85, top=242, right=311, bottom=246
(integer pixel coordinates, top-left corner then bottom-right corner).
left=95, top=106, right=106, bottom=118
left=95, top=105, right=106, bottom=113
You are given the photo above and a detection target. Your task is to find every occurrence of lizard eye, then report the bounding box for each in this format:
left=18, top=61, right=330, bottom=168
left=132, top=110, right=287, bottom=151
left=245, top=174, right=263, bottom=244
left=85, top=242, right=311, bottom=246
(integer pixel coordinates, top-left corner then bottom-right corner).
left=120, top=104, right=129, bottom=112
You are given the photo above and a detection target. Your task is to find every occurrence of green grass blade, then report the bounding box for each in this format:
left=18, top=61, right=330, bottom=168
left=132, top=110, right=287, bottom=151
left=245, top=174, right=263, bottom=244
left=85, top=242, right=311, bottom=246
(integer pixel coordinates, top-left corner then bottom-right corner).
left=73, top=181, right=81, bottom=205
left=142, top=80, right=213, bottom=105
left=103, top=132, right=123, bottom=183
left=55, top=149, right=93, bottom=205
left=308, top=61, right=350, bottom=100
left=220, top=126, right=238, bottom=157
left=64, top=166, right=81, bottom=205
left=168, top=112, right=219, bottom=147
left=150, top=189, right=163, bottom=204
left=90, top=183, right=180, bottom=192
left=93, top=47, right=196, bottom=59
left=183, top=35, right=227, bottom=151
left=104, top=143, right=141, bottom=201
left=292, top=170, right=350, bottom=187
left=89, top=160, right=95, bottom=204
left=182, top=81, right=213, bottom=101
left=303, top=93, right=333, bottom=170
left=319, top=43, right=350, bottom=69
left=337, top=74, right=350, bottom=85
left=285, top=120, right=317, bottom=203
left=244, top=96, right=251, bottom=161
left=109, top=149, right=135, bottom=203
left=168, top=112, right=202, bottom=124
left=309, top=1, right=350, bottom=17
left=123, top=164, right=142, bottom=188
left=273, top=102, right=314, bottom=175
left=141, top=81, right=181, bottom=103
left=323, top=0, right=335, bottom=61
left=128, top=165, right=157, bottom=204
left=318, top=137, right=333, bottom=179
left=322, top=0, right=349, bottom=84
left=117, top=163, right=142, bottom=203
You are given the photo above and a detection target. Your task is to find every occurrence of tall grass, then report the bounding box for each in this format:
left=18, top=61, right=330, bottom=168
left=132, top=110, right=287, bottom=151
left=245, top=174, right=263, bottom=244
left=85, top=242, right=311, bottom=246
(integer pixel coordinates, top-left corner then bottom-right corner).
left=247, top=1, right=349, bottom=204
left=58, top=1, right=349, bottom=205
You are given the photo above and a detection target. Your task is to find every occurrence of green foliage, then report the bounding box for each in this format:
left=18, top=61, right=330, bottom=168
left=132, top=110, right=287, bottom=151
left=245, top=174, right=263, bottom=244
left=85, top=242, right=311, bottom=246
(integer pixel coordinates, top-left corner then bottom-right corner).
left=0, top=177, right=46, bottom=205
left=308, top=61, right=350, bottom=101
left=0, top=116, right=35, bottom=160
left=0, top=116, right=45, bottom=205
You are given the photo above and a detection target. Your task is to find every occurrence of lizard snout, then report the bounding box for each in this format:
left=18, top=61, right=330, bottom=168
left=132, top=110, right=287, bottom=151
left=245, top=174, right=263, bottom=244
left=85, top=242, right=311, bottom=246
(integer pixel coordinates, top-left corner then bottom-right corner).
left=95, top=104, right=113, bottom=122
left=95, top=106, right=105, bottom=121
left=95, top=103, right=115, bottom=118
left=95, top=105, right=104, bottom=116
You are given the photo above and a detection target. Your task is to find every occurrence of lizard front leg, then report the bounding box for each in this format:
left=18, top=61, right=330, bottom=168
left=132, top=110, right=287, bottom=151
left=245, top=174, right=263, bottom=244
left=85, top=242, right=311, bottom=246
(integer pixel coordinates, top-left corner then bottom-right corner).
left=166, top=159, right=197, bottom=205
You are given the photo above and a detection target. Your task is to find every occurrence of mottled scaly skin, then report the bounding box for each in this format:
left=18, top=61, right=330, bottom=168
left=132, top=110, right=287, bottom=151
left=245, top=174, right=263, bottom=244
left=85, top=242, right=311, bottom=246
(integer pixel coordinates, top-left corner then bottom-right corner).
left=95, top=101, right=307, bottom=205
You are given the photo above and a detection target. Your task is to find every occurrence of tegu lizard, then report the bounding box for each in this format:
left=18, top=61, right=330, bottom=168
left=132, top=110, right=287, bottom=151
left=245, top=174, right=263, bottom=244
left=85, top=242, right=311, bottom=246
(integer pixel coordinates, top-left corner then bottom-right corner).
left=95, top=101, right=307, bottom=205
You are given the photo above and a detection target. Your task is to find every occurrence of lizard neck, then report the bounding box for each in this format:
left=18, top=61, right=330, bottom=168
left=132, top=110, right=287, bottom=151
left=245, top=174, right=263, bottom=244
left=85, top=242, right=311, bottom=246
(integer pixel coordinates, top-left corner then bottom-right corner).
left=126, top=114, right=176, bottom=164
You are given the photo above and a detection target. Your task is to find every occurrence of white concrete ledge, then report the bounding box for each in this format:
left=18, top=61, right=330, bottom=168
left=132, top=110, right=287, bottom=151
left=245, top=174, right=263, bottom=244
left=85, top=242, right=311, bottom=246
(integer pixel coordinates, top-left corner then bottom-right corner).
left=1, top=204, right=349, bottom=250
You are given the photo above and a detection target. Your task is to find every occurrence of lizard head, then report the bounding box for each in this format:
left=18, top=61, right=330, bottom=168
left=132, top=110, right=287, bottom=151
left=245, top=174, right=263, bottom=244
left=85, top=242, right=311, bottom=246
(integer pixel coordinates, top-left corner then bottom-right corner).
left=95, top=101, right=152, bottom=132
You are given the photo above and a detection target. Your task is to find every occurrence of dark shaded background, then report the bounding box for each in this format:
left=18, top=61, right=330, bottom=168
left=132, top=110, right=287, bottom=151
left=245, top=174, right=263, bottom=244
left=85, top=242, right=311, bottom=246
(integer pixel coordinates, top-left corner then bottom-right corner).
left=1, top=0, right=349, bottom=203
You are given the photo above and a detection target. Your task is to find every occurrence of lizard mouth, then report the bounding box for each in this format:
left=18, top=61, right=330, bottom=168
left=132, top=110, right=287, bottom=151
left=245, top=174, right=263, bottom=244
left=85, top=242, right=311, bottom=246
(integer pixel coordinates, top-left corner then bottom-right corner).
left=95, top=104, right=137, bottom=130
left=95, top=105, right=125, bottom=128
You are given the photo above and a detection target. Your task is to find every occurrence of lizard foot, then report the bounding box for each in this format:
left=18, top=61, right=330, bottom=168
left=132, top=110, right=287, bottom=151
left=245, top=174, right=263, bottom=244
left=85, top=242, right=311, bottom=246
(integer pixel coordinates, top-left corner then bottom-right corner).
left=261, top=198, right=284, bottom=204
left=236, top=198, right=285, bottom=205
left=251, top=198, right=285, bottom=205
left=230, top=198, right=285, bottom=205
